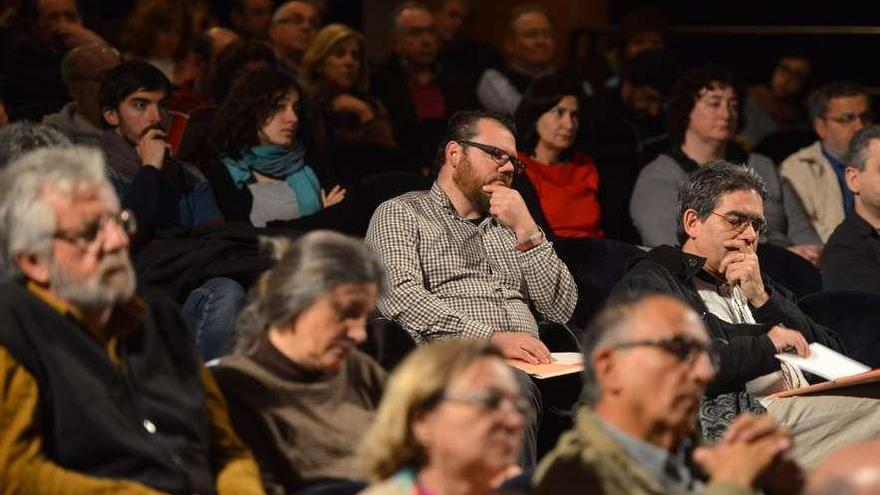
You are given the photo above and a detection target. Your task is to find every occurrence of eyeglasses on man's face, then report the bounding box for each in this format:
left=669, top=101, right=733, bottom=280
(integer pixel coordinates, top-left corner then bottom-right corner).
left=54, top=209, right=137, bottom=250
left=456, top=140, right=526, bottom=174
left=709, top=210, right=767, bottom=235
left=609, top=334, right=720, bottom=371
left=823, top=111, right=874, bottom=126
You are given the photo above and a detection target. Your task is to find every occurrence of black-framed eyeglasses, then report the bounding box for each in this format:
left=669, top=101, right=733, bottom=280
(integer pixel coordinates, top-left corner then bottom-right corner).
left=456, top=140, right=526, bottom=174
left=709, top=210, right=768, bottom=235
left=823, top=111, right=874, bottom=126
left=54, top=209, right=137, bottom=249
left=610, top=335, right=720, bottom=370
left=441, top=390, right=532, bottom=418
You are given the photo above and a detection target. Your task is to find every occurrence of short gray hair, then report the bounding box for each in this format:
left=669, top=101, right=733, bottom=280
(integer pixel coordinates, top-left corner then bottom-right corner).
left=0, top=147, right=116, bottom=280
left=235, top=231, right=385, bottom=353
left=675, top=160, right=768, bottom=246
left=808, top=81, right=868, bottom=122
left=846, top=125, right=880, bottom=172
left=0, top=122, right=71, bottom=168
left=580, top=293, right=647, bottom=405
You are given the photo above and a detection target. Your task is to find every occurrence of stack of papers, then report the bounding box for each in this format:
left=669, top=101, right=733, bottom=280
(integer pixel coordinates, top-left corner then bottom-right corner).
left=508, top=352, right=584, bottom=379
left=775, top=343, right=870, bottom=381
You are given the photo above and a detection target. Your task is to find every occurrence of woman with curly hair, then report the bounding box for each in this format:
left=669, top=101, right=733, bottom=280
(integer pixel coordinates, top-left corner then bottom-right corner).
left=629, top=64, right=821, bottom=264
left=300, top=23, right=400, bottom=182
left=206, top=66, right=347, bottom=229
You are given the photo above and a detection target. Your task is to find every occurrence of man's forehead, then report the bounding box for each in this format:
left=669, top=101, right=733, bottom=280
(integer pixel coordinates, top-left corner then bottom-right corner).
left=715, top=189, right=764, bottom=213
left=828, top=94, right=869, bottom=110
left=473, top=119, right=516, bottom=153
left=125, top=89, right=168, bottom=103
left=39, top=0, right=78, bottom=15
left=397, top=7, right=434, bottom=27
left=512, top=12, right=551, bottom=33
left=631, top=296, right=708, bottom=342
left=277, top=1, right=316, bottom=19
left=43, top=183, right=115, bottom=213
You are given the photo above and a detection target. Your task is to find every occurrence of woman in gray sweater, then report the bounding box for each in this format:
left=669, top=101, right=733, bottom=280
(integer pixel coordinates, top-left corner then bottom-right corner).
left=630, top=64, right=821, bottom=264
left=211, top=231, right=386, bottom=494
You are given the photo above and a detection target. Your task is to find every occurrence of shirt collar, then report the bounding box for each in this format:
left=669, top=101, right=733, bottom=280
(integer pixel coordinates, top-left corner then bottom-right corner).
left=597, top=417, right=696, bottom=490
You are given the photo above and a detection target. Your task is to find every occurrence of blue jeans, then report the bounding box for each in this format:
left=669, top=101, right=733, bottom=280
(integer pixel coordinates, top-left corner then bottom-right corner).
left=181, top=277, right=247, bottom=361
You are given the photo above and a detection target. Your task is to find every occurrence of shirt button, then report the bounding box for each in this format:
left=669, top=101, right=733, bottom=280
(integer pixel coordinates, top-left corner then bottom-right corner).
left=143, top=419, right=157, bottom=434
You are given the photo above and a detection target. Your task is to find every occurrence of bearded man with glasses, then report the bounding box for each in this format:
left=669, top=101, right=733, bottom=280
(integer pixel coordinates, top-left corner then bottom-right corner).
left=611, top=160, right=880, bottom=469
left=366, top=109, right=577, bottom=468
left=0, top=147, right=264, bottom=495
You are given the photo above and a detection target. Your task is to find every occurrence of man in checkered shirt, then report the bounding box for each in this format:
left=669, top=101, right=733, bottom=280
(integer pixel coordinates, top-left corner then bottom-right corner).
left=366, top=110, right=577, bottom=364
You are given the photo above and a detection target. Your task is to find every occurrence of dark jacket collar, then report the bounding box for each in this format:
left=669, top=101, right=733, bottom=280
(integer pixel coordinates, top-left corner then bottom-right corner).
left=846, top=211, right=880, bottom=238
left=628, top=244, right=707, bottom=282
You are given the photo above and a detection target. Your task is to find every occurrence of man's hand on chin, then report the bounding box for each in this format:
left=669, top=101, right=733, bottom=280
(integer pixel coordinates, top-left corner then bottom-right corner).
left=136, top=128, right=168, bottom=170
left=719, top=238, right=768, bottom=307
left=482, top=184, right=539, bottom=240
left=490, top=332, right=551, bottom=365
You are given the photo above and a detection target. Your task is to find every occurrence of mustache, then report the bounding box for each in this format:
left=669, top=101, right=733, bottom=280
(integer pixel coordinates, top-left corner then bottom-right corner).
left=138, top=123, right=166, bottom=139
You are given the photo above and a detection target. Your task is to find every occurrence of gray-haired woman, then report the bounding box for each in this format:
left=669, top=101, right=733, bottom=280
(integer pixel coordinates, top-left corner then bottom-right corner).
left=211, top=230, right=387, bottom=495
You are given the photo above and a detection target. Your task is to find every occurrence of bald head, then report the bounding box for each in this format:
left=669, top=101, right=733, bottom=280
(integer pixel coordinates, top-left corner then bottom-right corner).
left=61, top=43, right=121, bottom=128
left=205, top=27, right=239, bottom=59
left=61, top=43, right=121, bottom=86
left=807, top=440, right=880, bottom=495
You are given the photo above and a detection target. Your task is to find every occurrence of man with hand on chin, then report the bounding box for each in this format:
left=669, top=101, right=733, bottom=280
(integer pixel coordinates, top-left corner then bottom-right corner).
left=366, top=109, right=576, bottom=361
left=366, top=110, right=577, bottom=466
left=99, top=59, right=223, bottom=243
left=612, top=160, right=880, bottom=468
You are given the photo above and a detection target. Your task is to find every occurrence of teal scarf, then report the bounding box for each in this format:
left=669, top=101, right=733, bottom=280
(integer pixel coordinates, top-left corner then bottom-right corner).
left=221, top=142, right=322, bottom=217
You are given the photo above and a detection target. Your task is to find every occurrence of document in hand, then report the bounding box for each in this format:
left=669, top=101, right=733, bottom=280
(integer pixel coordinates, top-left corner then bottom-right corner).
left=507, top=352, right=584, bottom=379
left=775, top=343, right=871, bottom=381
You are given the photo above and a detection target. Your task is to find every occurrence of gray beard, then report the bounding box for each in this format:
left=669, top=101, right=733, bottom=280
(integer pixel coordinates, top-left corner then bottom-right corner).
left=49, top=253, right=137, bottom=309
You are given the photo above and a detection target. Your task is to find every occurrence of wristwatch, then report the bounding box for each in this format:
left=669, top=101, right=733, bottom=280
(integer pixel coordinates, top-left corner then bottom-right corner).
left=515, top=231, right=544, bottom=252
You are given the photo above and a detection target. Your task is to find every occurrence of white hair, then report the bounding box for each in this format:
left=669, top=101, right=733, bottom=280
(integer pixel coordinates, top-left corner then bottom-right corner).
left=0, top=146, right=117, bottom=280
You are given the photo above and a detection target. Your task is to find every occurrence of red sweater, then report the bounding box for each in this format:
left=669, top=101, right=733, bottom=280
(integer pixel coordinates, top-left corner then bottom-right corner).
left=520, top=151, right=603, bottom=238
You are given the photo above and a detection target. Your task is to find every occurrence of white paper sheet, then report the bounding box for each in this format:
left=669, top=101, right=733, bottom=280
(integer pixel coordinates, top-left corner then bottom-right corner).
left=775, top=343, right=870, bottom=381
left=551, top=352, right=583, bottom=365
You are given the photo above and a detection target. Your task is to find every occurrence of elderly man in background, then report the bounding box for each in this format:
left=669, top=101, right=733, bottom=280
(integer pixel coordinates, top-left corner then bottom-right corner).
left=0, top=146, right=263, bottom=494
left=269, top=0, right=320, bottom=75
left=822, top=125, right=880, bottom=291
left=780, top=81, right=872, bottom=242
left=477, top=4, right=556, bottom=115
left=535, top=293, right=801, bottom=495
left=1, top=0, right=106, bottom=121
left=43, top=42, right=121, bottom=146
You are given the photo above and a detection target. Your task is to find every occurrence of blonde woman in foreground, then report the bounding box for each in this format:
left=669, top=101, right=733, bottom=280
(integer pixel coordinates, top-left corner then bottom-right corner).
left=359, top=340, right=527, bottom=495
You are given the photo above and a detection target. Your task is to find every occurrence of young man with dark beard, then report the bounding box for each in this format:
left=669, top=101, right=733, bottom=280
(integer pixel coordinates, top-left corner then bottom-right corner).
left=99, top=59, right=223, bottom=243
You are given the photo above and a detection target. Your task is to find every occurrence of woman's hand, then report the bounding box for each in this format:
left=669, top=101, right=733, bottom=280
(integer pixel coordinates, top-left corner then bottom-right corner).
left=331, top=94, right=375, bottom=123
left=321, top=185, right=347, bottom=208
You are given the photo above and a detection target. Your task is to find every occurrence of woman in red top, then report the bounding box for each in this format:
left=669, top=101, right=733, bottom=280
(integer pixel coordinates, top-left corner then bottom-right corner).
left=513, top=74, right=603, bottom=239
